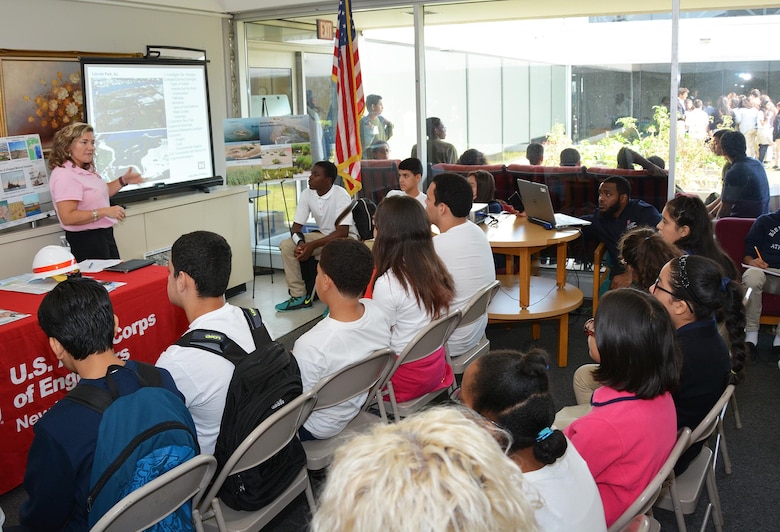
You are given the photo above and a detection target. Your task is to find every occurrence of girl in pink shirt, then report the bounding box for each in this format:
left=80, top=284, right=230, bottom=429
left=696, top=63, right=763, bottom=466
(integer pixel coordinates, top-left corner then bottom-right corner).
left=565, top=289, right=681, bottom=527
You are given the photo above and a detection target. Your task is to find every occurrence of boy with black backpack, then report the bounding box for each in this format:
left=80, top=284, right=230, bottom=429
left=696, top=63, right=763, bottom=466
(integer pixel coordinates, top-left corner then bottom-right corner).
left=157, top=230, right=261, bottom=456
left=159, top=230, right=304, bottom=511
left=21, top=278, right=195, bottom=530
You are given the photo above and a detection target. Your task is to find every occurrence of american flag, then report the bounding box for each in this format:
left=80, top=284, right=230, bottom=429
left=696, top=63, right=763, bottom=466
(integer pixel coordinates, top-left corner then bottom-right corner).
left=332, top=0, right=364, bottom=196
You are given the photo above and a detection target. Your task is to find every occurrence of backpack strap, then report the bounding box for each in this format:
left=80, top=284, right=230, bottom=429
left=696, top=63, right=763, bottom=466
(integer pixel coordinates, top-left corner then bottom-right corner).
left=175, top=308, right=273, bottom=366
left=335, top=199, right=358, bottom=227
left=241, top=307, right=273, bottom=346
left=65, top=362, right=164, bottom=413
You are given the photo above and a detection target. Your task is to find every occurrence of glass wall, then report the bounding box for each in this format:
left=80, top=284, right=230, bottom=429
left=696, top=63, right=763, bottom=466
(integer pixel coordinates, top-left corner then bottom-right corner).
left=240, top=2, right=780, bottom=196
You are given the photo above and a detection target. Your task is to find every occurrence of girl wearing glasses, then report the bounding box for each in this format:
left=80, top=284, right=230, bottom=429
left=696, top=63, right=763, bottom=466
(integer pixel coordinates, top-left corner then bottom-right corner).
left=460, top=349, right=607, bottom=531
left=650, top=255, right=746, bottom=474
left=564, top=288, right=681, bottom=528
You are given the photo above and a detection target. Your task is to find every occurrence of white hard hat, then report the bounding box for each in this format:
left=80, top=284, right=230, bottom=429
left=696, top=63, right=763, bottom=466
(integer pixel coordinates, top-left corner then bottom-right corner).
left=31, top=245, right=79, bottom=280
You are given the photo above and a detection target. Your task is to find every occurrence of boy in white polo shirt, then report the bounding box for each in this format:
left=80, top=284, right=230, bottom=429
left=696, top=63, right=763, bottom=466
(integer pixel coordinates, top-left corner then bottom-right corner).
left=276, top=160, right=358, bottom=312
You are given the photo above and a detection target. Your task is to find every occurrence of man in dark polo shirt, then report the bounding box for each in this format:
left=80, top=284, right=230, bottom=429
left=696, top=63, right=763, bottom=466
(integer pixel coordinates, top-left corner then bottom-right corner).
left=583, top=175, right=661, bottom=289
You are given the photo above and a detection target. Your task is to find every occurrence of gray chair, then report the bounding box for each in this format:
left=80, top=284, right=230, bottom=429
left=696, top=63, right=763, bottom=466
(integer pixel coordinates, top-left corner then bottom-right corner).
left=90, top=454, right=218, bottom=532
left=377, top=310, right=462, bottom=422
left=608, top=427, right=691, bottom=532
left=446, top=279, right=500, bottom=376
left=654, top=384, right=735, bottom=532
left=193, top=391, right=317, bottom=532
left=302, top=347, right=395, bottom=471
left=617, top=514, right=661, bottom=532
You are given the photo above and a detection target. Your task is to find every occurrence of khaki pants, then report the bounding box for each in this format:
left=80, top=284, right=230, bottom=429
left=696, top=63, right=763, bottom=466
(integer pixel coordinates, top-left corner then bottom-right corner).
left=743, top=266, right=780, bottom=332
left=573, top=363, right=599, bottom=405
left=279, top=232, right=327, bottom=298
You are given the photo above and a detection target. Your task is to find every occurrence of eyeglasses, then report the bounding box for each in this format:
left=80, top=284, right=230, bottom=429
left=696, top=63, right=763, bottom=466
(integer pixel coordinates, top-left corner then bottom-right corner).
left=583, top=317, right=595, bottom=337
left=652, top=277, right=694, bottom=314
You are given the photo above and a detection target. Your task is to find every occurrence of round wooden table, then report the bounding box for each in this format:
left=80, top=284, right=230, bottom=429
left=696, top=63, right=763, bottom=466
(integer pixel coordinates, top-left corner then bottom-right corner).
left=482, top=213, right=584, bottom=366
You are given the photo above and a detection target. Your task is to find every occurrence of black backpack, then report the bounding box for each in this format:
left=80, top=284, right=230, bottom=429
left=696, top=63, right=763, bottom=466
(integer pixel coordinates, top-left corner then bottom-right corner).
left=175, top=307, right=304, bottom=511
left=336, top=198, right=377, bottom=241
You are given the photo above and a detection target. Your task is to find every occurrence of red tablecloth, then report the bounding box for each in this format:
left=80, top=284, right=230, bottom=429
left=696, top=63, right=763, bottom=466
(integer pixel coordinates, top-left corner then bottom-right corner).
left=0, top=265, right=189, bottom=494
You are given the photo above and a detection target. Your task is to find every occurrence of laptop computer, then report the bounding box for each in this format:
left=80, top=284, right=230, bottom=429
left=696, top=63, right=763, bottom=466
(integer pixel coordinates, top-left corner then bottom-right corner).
left=104, top=258, right=156, bottom=273
left=515, top=179, right=591, bottom=230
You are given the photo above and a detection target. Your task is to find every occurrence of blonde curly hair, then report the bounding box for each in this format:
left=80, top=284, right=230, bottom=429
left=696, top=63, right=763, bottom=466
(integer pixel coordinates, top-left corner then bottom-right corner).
left=311, top=406, right=539, bottom=532
left=48, top=122, right=94, bottom=170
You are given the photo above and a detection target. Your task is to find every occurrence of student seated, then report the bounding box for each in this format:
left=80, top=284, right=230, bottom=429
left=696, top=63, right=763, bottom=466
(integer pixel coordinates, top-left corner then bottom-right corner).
left=461, top=349, right=607, bottom=531
left=157, top=231, right=262, bottom=455
left=426, top=173, right=496, bottom=358
left=560, top=147, right=581, bottom=166
left=467, top=169, right=502, bottom=214
left=275, top=161, right=358, bottom=312
left=582, top=176, right=661, bottom=289
left=293, top=238, right=391, bottom=440
left=311, top=407, right=538, bottom=532
left=384, top=157, right=426, bottom=208
left=651, top=255, right=746, bottom=474
left=565, top=288, right=680, bottom=528
left=371, top=195, right=455, bottom=402
left=21, top=278, right=187, bottom=530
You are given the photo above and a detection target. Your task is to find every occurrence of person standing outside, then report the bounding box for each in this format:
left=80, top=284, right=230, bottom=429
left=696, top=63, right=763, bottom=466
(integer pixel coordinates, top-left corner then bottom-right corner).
left=360, top=94, right=393, bottom=159
left=412, top=117, right=458, bottom=164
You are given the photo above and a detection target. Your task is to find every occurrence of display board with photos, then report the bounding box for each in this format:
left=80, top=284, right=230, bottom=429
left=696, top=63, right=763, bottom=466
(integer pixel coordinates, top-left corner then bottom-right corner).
left=224, top=115, right=313, bottom=186
left=0, top=134, right=54, bottom=232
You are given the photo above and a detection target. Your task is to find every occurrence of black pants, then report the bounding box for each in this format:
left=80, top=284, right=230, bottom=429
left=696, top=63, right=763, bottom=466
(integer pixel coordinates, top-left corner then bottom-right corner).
left=65, top=227, right=120, bottom=262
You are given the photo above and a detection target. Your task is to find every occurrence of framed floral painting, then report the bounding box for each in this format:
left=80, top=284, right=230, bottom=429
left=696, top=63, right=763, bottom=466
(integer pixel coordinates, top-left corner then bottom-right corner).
left=0, top=50, right=140, bottom=149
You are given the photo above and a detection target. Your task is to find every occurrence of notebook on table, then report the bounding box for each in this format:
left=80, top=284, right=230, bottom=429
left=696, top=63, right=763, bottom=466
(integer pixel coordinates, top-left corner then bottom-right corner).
left=103, top=258, right=156, bottom=273
left=515, top=179, right=591, bottom=230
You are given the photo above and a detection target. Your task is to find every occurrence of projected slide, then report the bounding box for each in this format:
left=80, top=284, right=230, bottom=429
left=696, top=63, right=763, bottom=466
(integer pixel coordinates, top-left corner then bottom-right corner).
left=82, top=61, right=214, bottom=187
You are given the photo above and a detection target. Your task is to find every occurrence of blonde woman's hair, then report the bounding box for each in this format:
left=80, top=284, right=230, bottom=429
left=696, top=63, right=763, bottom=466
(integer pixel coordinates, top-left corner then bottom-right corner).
left=49, top=122, right=94, bottom=170
left=311, top=406, right=539, bottom=532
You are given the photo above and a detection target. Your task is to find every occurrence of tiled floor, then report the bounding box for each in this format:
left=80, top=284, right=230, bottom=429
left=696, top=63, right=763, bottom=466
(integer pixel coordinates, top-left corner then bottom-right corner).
left=228, top=269, right=324, bottom=341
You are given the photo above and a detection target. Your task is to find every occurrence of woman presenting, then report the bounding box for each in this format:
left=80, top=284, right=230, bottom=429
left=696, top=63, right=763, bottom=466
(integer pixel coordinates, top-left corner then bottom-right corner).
left=49, top=122, right=144, bottom=261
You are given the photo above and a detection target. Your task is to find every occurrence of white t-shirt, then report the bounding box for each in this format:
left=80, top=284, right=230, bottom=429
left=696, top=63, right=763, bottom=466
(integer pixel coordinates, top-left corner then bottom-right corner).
left=433, top=221, right=495, bottom=356
left=156, top=303, right=258, bottom=455
left=294, top=185, right=358, bottom=239
left=385, top=188, right=427, bottom=209
left=372, top=270, right=436, bottom=356
left=293, top=299, right=391, bottom=438
left=523, top=440, right=607, bottom=532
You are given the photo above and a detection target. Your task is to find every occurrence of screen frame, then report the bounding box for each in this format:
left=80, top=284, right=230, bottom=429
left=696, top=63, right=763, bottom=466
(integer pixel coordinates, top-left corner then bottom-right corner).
left=80, top=56, right=220, bottom=205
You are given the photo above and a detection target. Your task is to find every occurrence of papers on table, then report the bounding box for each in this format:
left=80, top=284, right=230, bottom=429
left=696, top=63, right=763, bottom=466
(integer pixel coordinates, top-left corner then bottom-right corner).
left=0, top=309, right=30, bottom=326
left=742, top=264, right=780, bottom=277
left=0, top=273, right=126, bottom=294
left=0, top=273, right=57, bottom=294
left=77, top=259, right=122, bottom=273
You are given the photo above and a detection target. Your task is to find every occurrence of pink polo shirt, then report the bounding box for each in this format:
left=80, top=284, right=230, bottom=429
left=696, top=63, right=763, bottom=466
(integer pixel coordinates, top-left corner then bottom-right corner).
left=564, top=387, right=677, bottom=528
left=49, top=161, right=115, bottom=231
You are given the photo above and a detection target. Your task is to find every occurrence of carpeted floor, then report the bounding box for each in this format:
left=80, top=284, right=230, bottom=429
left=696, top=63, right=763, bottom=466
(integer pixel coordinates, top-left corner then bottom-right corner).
left=2, top=304, right=779, bottom=531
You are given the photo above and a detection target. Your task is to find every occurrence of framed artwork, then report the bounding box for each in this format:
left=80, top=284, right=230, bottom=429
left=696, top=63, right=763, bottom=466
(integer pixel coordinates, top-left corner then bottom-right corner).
left=0, top=50, right=140, bottom=149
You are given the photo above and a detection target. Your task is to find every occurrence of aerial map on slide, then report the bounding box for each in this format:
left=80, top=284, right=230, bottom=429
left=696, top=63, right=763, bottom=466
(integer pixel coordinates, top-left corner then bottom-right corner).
left=90, top=77, right=170, bottom=181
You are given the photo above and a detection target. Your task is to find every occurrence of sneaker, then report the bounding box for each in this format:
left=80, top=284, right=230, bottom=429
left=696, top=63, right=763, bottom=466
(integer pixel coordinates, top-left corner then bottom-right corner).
left=747, top=342, right=758, bottom=361
left=275, top=295, right=312, bottom=312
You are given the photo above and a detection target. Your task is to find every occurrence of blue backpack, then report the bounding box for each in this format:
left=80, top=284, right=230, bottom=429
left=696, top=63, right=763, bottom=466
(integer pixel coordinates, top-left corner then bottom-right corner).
left=66, top=362, right=199, bottom=529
